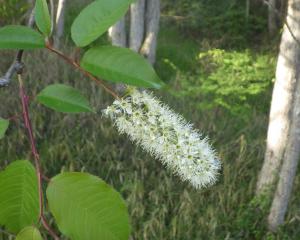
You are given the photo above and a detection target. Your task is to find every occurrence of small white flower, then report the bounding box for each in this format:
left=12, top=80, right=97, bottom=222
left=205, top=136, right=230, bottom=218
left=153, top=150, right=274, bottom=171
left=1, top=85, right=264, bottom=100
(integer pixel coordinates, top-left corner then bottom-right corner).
left=103, top=88, right=221, bottom=189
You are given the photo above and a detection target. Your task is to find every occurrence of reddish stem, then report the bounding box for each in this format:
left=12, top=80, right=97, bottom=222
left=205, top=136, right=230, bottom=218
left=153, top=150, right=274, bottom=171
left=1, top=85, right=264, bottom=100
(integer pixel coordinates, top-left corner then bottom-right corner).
left=18, top=74, right=60, bottom=240
left=7, top=114, right=20, bottom=122
left=42, top=174, right=51, bottom=182
left=41, top=216, right=59, bottom=240
left=46, top=44, right=120, bottom=100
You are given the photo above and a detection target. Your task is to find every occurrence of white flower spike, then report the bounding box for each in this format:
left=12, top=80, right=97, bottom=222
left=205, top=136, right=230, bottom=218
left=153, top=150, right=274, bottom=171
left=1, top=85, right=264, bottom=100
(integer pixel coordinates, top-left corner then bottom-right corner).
left=103, top=88, right=221, bottom=189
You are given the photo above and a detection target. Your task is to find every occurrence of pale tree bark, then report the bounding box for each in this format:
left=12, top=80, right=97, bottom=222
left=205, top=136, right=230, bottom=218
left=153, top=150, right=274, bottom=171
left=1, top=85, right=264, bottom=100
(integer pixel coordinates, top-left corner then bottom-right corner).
left=256, top=0, right=299, bottom=195
left=140, top=0, right=160, bottom=65
left=267, top=0, right=300, bottom=231
left=108, top=0, right=160, bottom=64
left=108, top=18, right=127, bottom=47
left=108, top=18, right=127, bottom=93
left=129, top=0, right=146, bottom=52
left=54, top=0, right=67, bottom=48
left=268, top=0, right=278, bottom=36
left=268, top=81, right=300, bottom=231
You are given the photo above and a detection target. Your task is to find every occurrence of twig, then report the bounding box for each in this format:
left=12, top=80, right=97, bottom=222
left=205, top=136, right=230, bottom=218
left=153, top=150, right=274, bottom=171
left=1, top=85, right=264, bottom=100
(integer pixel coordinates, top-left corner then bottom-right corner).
left=0, top=9, right=35, bottom=87
left=18, top=74, right=60, bottom=240
left=42, top=174, right=51, bottom=182
left=18, top=75, right=42, bottom=211
left=0, top=7, right=58, bottom=236
left=46, top=44, right=120, bottom=99
left=0, top=64, right=20, bottom=87
left=263, top=0, right=300, bottom=47
left=41, top=216, right=59, bottom=240
left=0, top=228, right=15, bottom=237
left=160, top=14, right=190, bottom=20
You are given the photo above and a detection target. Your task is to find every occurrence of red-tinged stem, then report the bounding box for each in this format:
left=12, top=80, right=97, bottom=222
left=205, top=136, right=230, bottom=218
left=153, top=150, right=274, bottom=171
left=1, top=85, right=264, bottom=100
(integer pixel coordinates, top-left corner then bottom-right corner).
left=18, top=74, right=60, bottom=240
left=41, top=216, right=59, bottom=240
left=46, top=43, right=121, bottom=100
left=7, top=114, right=20, bottom=122
left=42, top=174, right=51, bottom=182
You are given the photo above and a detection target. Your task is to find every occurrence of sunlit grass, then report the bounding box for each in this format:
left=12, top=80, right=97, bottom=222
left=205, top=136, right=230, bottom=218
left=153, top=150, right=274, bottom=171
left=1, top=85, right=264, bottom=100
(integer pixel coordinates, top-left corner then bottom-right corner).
left=0, top=28, right=299, bottom=240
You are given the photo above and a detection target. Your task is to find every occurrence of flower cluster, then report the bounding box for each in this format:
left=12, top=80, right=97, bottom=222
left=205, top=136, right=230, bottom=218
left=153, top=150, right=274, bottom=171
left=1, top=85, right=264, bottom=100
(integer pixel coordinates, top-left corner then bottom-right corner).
left=103, top=89, right=221, bottom=189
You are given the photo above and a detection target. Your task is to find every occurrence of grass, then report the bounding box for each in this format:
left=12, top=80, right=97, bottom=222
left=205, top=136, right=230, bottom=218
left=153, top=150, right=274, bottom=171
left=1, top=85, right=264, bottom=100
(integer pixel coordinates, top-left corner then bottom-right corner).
left=0, top=19, right=300, bottom=240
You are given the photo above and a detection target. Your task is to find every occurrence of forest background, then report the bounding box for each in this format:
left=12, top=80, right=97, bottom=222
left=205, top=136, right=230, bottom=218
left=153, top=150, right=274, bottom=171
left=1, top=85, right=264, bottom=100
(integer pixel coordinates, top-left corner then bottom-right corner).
left=0, top=0, right=299, bottom=239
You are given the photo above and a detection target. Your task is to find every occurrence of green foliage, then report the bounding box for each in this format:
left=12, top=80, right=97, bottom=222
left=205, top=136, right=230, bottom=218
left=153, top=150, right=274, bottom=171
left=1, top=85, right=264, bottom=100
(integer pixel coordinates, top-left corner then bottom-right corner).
left=37, top=84, right=94, bottom=113
left=198, top=6, right=267, bottom=48
left=71, top=0, right=134, bottom=47
left=47, top=172, right=131, bottom=240
left=172, top=49, right=275, bottom=118
left=155, top=25, right=200, bottom=82
left=34, top=0, right=51, bottom=37
left=163, top=0, right=268, bottom=48
left=162, top=0, right=204, bottom=27
left=0, top=160, right=39, bottom=233
left=0, top=0, right=298, bottom=239
left=16, top=226, right=43, bottom=240
left=0, top=26, right=45, bottom=49
left=0, top=118, right=9, bottom=139
left=1, top=47, right=299, bottom=239
left=0, top=0, right=28, bottom=25
left=81, top=46, right=164, bottom=88
left=231, top=195, right=272, bottom=239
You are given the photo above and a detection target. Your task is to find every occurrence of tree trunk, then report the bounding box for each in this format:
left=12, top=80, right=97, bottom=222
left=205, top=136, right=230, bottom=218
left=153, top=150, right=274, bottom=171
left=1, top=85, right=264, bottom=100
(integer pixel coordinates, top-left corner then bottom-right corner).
left=140, top=0, right=160, bottom=65
left=268, top=0, right=278, bottom=36
left=108, top=18, right=127, bottom=93
left=108, top=18, right=127, bottom=47
left=256, top=0, right=299, bottom=195
left=267, top=0, right=300, bottom=231
left=246, top=0, right=250, bottom=22
left=280, top=0, right=288, bottom=19
left=130, top=0, right=145, bottom=52
left=268, top=80, right=300, bottom=231
left=54, top=0, right=67, bottom=48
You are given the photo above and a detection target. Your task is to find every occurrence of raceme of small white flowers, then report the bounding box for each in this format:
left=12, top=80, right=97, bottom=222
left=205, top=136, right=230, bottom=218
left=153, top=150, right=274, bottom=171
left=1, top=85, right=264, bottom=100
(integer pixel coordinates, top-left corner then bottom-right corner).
left=103, top=89, right=221, bottom=189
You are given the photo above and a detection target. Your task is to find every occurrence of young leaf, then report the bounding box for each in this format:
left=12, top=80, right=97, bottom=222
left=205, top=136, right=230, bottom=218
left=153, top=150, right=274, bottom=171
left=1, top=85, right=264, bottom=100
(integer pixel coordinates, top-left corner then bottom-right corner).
left=35, top=0, right=51, bottom=36
left=0, top=26, right=45, bottom=49
left=16, top=226, right=43, bottom=240
left=0, top=160, right=39, bottom=233
left=47, top=172, right=131, bottom=240
left=37, top=84, right=94, bottom=113
left=71, top=0, right=133, bottom=47
left=0, top=118, right=9, bottom=139
left=81, top=46, right=165, bottom=88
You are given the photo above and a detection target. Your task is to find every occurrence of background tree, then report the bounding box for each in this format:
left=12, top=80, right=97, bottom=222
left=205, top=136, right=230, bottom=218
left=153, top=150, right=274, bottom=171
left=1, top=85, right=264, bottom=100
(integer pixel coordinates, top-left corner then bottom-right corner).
left=268, top=0, right=279, bottom=36
left=140, top=0, right=160, bottom=65
left=130, top=0, right=145, bottom=51
left=54, top=0, right=67, bottom=48
left=1, top=0, right=300, bottom=239
left=256, top=0, right=296, bottom=197
left=108, top=18, right=126, bottom=47
left=109, top=0, right=160, bottom=64
left=265, top=0, right=300, bottom=231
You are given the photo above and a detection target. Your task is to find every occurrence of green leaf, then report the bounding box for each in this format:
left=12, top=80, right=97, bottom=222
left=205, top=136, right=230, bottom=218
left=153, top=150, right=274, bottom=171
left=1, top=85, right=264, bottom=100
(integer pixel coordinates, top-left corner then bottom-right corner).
left=47, top=172, right=131, bottom=240
left=81, top=46, right=165, bottom=88
left=0, top=118, right=9, bottom=139
left=16, top=226, right=43, bottom=240
left=37, top=84, right=94, bottom=113
left=0, top=26, right=45, bottom=49
left=71, top=0, right=133, bottom=47
left=0, top=160, right=39, bottom=233
left=35, top=0, right=51, bottom=36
